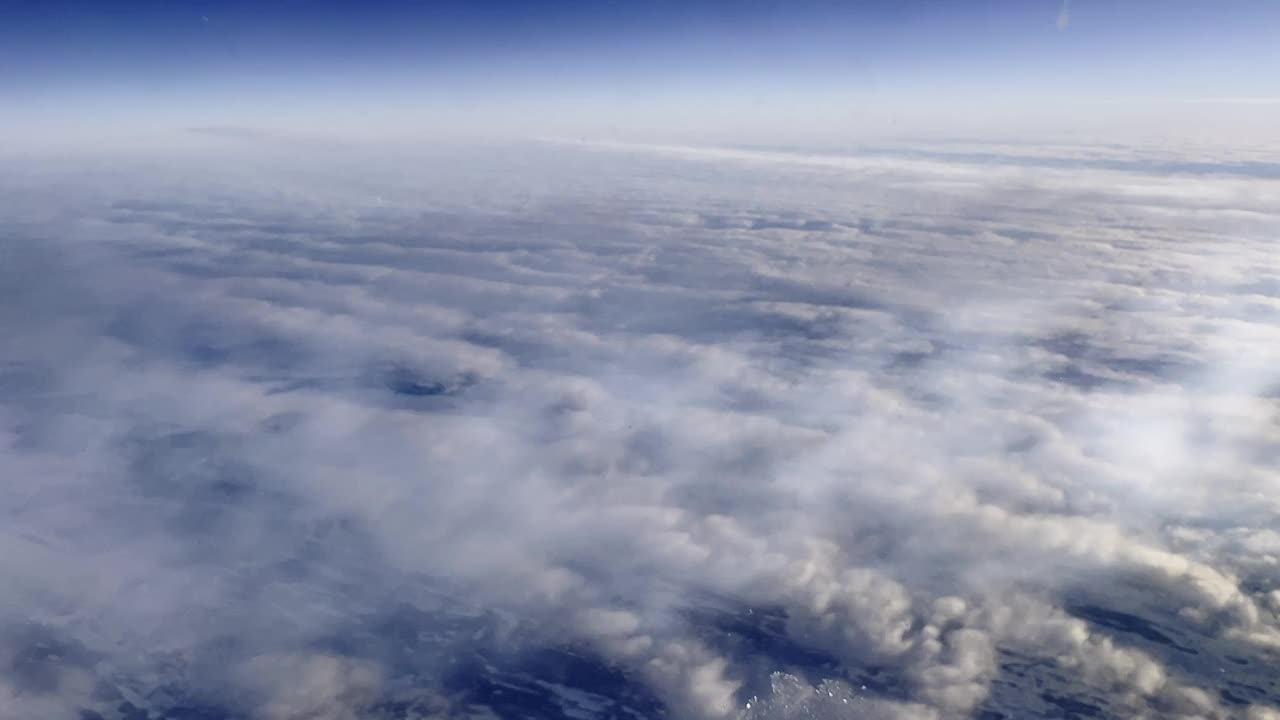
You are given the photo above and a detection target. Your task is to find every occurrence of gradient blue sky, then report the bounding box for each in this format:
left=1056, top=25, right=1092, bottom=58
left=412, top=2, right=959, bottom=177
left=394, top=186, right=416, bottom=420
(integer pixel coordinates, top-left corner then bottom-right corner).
left=4, top=0, right=1280, bottom=143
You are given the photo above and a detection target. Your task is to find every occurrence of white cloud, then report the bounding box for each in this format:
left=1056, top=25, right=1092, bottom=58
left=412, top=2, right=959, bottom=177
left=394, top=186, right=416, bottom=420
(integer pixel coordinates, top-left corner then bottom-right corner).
left=1, top=139, right=1280, bottom=718
left=238, top=654, right=382, bottom=720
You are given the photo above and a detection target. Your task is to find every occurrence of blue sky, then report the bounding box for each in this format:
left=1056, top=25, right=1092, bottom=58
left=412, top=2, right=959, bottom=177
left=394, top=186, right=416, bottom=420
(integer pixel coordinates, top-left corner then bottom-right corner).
left=4, top=0, right=1280, bottom=142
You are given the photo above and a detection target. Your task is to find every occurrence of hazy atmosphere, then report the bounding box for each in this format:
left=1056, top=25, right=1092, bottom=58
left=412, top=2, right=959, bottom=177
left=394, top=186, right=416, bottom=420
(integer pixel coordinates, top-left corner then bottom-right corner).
left=3, top=2, right=1280, bottom=720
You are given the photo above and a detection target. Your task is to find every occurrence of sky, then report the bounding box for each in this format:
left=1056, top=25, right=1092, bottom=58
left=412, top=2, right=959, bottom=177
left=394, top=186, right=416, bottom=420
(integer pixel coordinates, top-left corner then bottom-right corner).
left=4, top=0, right=1280, bottom=144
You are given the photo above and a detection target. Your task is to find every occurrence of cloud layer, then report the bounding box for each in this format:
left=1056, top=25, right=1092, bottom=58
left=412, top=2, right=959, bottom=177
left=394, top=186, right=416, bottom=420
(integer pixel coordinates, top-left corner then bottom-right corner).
left=2, top=139, right=1280, bottom=719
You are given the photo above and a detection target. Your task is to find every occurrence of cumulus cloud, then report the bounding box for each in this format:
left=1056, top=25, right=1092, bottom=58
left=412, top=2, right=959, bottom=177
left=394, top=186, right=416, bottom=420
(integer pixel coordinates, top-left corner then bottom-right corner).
left=2, top=137, right=1280, bottom=719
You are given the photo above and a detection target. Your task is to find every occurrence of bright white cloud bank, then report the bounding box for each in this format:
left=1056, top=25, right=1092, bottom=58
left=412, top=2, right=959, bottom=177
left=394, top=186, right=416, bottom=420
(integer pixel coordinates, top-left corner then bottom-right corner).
left=2, top=138, right=1280, bottom=720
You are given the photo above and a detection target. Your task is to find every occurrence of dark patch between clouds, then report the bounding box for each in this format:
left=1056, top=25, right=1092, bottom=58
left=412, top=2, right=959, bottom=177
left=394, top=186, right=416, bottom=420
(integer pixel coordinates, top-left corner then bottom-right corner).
left=1065, top=602, right=1190, bottom=652
left=380, top=367, right=477, bottom=399
left=684, top=599, right=896, bottom=708
left=1035, top=330, right=1202, bottom=390
left=442, top=647, right=667, bottom=720
left=1039, top=690, right=1105, bottom=717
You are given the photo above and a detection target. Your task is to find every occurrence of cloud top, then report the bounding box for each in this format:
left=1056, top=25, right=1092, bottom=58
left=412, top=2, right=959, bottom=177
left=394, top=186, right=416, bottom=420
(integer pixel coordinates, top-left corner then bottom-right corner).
left=2, top=139, right=1280, bottom=719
